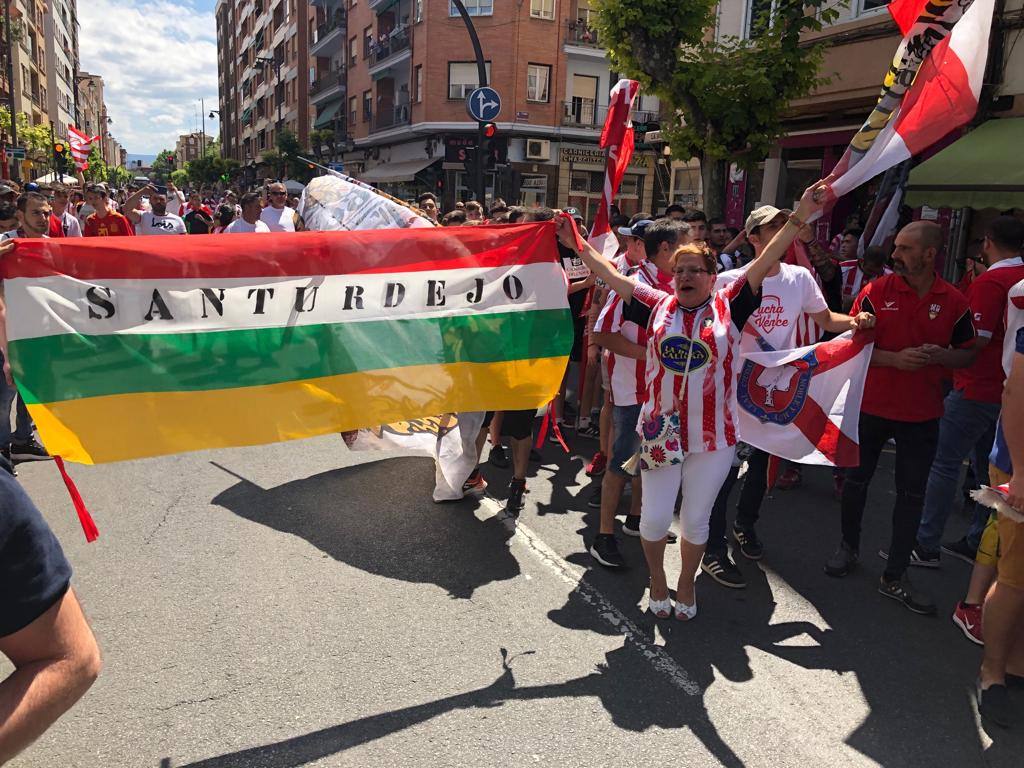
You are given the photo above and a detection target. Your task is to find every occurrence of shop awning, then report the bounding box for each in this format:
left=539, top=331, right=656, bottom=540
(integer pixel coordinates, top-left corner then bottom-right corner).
left=905, top=118, right=1024, bottom=209
left=313, top=98, right=343, bottom=128
left=358, top=157, right=437, bottom=183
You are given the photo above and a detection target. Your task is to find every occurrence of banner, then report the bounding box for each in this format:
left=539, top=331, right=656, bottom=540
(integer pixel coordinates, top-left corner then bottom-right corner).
left=587, top=79, right=640, bottom=260
left=300, top=172, right=436, bottom=231
left=1, top=225, right=573, bottom=464
left=737, top=331, right=874, bottom=466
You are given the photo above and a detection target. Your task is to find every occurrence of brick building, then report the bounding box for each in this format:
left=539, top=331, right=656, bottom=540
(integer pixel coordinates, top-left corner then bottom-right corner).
left=329, top=0, right=664, bottom=214
left=216, top=0, right=317, bottom=185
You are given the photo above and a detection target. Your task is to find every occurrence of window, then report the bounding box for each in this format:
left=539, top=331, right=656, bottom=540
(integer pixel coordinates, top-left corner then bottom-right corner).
left=415, top=0, right=423, bottom=22
left=363, top=26, right=372, bottom=58
left=527, top=64, right=550, bottom=102
left=450, top=0, right=492, bottom=16
left=349, top=95, right=357, bottom=125
left=856, top=0, right=888, bottom=15
left=349, top=37, right=358, bottom=66
left=414, top=65, right=423, bottom=103
left=530, top=0, right=554, bottom=19
left=448, top=61, right=491, bottom=99
left=362, top=89, right=372, bottom=121
left=745, top=0, right=776, bottom=39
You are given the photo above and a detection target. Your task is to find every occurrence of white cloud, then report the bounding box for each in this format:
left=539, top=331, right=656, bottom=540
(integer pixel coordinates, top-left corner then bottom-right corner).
left=78, top=0, right=220, bottom=155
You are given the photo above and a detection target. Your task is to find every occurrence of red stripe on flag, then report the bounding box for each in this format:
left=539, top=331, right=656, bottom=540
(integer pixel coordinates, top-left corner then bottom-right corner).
left=0, top=223, right=561, bottom=280
left=888, top=0, right=930, bottom=37
left=790, top=396, right=861, bottom=467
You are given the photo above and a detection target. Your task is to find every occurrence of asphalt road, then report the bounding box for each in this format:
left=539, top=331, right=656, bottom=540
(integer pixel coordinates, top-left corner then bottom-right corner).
left=6, top=431, right=1023, bottom=767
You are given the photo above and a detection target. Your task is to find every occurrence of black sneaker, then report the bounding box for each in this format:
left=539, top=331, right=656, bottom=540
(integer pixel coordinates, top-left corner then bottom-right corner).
left=878, top=574, right=936, bottom=615
left=977, top=681, right=1011, bottom=728
left=589, top=533, right=625, bottom=568
left=701, top=552, right=746, bottom=588
left=732, top=525, right=763, bottom=560
left=9, top=437, right=50, bottom=463
left=503, top=479, right=526, bottom=516
left=878, top=546, right=940, bottom=568
left=0, top=446, right=16, bottom=477
left=622, top=514, right=641, bottom=536
left=587, top=485, right=602, bottom=509
left=825, top=541, right=859, bottom=577
left=941, top=537, right=977, bottom=565
left=577, top=422, right=601, bottom=440
left=488, top=444, right=509, bottom=468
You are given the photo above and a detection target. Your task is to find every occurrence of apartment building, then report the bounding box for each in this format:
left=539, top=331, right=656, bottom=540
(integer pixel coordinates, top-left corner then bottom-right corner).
left=215, top=0, right=317, bottom=181
left=10, top=0, right=50, bottom=128
left=175, top=132, right=216, bottom=167
left=326, top=0, right=663, bottom=213
left=44, top=0, right=79, bottom=140
left=76, top=72, right=123, bottom=167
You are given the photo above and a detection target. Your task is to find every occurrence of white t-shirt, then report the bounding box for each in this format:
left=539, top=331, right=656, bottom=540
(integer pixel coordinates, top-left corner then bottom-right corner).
left=225, top=218, right=271, bottom=233
left=136, top=211, right=186, bottom=235
left=259, top=205, right=296, bottom=232
left=717, top=261, right=828, bottom=352
left=59, top=211, right=82, bottom=237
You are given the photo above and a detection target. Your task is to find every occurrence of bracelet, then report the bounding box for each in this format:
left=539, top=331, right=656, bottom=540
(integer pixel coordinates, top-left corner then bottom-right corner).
left=788, top=213, right=806, bottom=229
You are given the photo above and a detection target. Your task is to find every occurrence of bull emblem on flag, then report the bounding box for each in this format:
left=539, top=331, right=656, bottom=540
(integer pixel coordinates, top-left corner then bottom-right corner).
left=739, top=357, right=814, bottom=425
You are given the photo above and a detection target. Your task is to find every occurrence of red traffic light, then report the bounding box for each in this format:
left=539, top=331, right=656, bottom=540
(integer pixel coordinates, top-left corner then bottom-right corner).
left=482, top=123, right=497, bottom=139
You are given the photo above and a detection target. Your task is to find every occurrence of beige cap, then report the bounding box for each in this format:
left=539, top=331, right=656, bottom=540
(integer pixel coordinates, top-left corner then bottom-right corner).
left=744, top=204, right=785, bottom=233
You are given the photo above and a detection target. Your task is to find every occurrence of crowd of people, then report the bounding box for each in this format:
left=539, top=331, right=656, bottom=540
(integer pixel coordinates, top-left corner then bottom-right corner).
left=0, top=171, right=1022, bottom=761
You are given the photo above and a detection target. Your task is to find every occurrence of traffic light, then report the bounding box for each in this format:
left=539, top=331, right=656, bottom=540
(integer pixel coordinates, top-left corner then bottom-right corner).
left=480, top=122, right=498, bottom=171
left=482, top=122, right=497, bottom=140
left=52, top=141, right=69, bottom=173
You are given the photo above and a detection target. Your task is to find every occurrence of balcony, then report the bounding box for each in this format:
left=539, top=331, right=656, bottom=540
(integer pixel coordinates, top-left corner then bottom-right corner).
left=310, top=68, right=346, bottom=103
left=312, top=9, right=347, bottom=57
left=563, top=99, right=606, bottom=128
left=564, top=21, right=606, bottom=57
left=371, top=102, right=411, bottom=133
left=369, top=28, right=410, bottom=71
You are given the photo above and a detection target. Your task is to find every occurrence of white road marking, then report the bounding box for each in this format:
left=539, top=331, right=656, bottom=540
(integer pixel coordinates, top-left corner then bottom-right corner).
left=477, top=497, right=701, bottom=695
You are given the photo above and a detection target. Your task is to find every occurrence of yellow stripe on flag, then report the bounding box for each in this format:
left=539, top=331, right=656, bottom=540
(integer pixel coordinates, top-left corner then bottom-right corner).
left=30, top=357, right=568, bottom=464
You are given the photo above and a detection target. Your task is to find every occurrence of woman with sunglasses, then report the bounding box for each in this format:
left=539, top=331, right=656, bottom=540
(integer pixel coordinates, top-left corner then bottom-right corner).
left=556, top=182, right=831, bottom=620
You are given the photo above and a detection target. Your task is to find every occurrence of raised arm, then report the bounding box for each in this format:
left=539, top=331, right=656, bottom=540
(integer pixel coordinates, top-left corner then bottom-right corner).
left=745, top=183, right=829, bottom=293
left=555, top=218, right=637, bottom=303
left=123, top=185, right=152, bottom=223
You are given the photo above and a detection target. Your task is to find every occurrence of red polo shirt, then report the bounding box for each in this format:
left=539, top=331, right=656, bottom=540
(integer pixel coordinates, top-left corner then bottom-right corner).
left=953, top=257, right=1024, bottom=402
left=854, top=274, right=974, bottom=422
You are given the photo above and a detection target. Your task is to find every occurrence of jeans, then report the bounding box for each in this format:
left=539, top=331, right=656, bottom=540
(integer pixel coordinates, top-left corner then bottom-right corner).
left=735, top=447, right=770, bottom=530
left=0, top=373, right=32, bottom=446
left=840, top=413, right=939, bottom=581
left=916, top=389, right=1000, bottom=554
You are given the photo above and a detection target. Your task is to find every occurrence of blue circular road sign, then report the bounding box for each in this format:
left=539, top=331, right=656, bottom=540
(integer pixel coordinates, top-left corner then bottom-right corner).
left=466, top=87, right=502, bottom=122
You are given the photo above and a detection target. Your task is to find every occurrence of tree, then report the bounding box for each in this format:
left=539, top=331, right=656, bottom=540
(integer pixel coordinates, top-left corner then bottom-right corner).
left=151, top=149, right=177, bottom=182
left=308, top=129, right=335, bottom=162
left=109, top=165, right=133, bottom=187
left=83, top=146, right=108, bottom=183
left=170, top=169, right=189, bottom=188
left=0, top=107, right=56, bottom=173
left=595, top=0, right=839, bottom=217
left=258, top=149, right=284, bottom=180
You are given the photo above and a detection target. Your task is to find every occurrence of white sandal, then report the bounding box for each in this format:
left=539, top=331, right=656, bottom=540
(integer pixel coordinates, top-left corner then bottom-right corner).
left=674, top=599, right=697, bottom=621
left=648, top=593, right=673, bottom=619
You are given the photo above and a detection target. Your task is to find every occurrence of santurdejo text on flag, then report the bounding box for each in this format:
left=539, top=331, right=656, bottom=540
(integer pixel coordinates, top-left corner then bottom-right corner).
left=0, top=225, right=573, bottom=464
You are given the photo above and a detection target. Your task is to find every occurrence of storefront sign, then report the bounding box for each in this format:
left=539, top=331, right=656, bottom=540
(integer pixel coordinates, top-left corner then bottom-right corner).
left=444, top=135, right=508, bottom=165
left=559, top=147, right=649, bottom=168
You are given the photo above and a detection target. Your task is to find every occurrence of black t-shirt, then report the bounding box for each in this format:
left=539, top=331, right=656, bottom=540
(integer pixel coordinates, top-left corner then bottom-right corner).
left=0, top=466, right=73, bottom=637
left=622, top=280, right=761, bottom=331
left=558, top=242, right=589, bottom=321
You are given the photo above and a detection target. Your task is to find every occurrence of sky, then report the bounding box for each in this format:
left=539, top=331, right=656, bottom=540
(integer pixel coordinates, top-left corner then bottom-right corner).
left=78, top=0, right=220, bottom=156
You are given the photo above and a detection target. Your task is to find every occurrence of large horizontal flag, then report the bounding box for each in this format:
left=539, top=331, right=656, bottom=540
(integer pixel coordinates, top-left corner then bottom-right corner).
left=736, top=331, right=874, bottom=466
left=828, top=0, right=993, bottom=199
left=1, top=225, right=573, bottom=464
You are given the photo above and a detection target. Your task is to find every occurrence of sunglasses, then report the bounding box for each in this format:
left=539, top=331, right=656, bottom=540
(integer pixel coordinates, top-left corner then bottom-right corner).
left=269, top=191, right=287, bottom=196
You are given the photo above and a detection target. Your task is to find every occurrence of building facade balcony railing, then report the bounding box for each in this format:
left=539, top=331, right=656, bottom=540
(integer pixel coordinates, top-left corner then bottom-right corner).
left=369, top=28, right=410, bottom=68
left=565, top=21, right=601, bottom=48
left=315, top=9, right=347, bottom=44
left=310, top=68, right=346, bottom=99
left=562, top=100, right=605, bottom=128
left=371, top=102, right=410, bottom=133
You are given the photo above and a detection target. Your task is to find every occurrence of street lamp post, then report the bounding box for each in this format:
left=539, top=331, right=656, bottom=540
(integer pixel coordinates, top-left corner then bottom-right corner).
left=449, top=0, right=488, bottom=205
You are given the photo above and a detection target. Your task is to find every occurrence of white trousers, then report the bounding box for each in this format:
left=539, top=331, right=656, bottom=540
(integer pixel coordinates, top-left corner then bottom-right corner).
left=639, top=447, right=737, bottom=544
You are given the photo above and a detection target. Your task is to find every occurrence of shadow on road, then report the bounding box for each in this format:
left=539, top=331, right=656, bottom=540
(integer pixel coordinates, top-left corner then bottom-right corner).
left=209, top=456, right=519, bottom=599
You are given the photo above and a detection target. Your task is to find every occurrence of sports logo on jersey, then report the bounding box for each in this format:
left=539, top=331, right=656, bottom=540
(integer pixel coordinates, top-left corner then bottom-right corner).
left=929, top=303, right=941, bottom=320
left=660, top=335, right=711, bottom=374
left=737, top=353, right=814, bottom=425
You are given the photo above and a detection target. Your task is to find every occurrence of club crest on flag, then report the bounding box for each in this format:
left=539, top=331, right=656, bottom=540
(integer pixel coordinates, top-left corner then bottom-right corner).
left=738, top=356, right=813, bottom=425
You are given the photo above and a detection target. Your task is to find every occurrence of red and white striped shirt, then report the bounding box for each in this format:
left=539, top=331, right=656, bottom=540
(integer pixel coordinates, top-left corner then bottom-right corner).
left=840, top=259, right=892, bottom=303
left=625, top=278, right=761, bottom=453
left=596, top=261, right=673, bottom=406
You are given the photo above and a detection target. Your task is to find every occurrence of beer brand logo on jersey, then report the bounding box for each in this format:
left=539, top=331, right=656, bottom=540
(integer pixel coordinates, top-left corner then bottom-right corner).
left=737, top=352, right=815, bottom=425
left=753, top=295, right=790, bottom=333
left=660, top=335, right=711, bottom=374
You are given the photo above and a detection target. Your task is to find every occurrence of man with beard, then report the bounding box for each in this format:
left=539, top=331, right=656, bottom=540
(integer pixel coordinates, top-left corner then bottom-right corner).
left=126, top=187, right=186, bottom=235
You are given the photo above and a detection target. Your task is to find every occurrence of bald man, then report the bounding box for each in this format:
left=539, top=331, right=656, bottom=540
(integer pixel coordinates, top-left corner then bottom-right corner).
left=825, top=221, right=977, bottom=615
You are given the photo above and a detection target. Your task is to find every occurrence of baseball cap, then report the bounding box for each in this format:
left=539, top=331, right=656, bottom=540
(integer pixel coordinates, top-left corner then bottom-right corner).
left=744, top=205, right=785, bottom=233
left=565, top=206, right=584, bottom=221
left=617, top=218, right=654, bottom=237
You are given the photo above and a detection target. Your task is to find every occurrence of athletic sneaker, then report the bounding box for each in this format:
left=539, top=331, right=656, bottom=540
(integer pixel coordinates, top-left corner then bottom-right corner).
left=878, top=574, right=936, bottom=615
left=577, top=422, right=601, bottom=440
left=825, top=541, right=859, bottom=577
left=878, top=546, right=940, bottom=568
left=622, top=516, right=677, bottom=542
left=586, top=451, right=607, bottom=477
left=587, top=486, right=602, bottom=509
left=941, top=537, right=977, bottom=565
left=0, top=446, right=16, bottom=477
left=701, top=552, right=746, bottom=588
left=976, top=681, right=1011, bottom=728
left=952, top=601, right=983, bottom=645
left=488, top=444, right=510, bottom=468
left=9, top=438, right=50, bottom=462
left=589, top=533, right=625, bottom=568
left=732, top=525, right=763, bottom=560
left=504, top=478, right=526, bottom=516
left=775, top=466, right=802, bottom=490
left=462, top=469, right=487, bottom=496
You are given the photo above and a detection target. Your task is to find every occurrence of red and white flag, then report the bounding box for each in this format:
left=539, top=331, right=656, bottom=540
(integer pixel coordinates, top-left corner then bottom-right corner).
left=827, top=0, right=993, bottom=200
left=887, top=0, right=930, bottom=37
left=68, top=125, right=100, bottom=171
left=587, top=79, right=640, bottom=260
left=736, top=331, right=875, bottom=466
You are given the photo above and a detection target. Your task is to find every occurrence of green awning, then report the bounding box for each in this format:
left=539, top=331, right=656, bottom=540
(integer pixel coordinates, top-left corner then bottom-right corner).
left=905, top=118, right=1024, bottom=209
left=314, top=98, right=343, bottom=128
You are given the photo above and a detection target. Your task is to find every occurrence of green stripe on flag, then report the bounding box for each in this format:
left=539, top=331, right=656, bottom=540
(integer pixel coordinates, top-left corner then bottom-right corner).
left=12, top=308, right=572, bottom=405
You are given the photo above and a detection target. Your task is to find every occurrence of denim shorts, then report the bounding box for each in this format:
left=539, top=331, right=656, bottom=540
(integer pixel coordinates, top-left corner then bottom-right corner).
left=611, top=403, right=642, bottom=478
